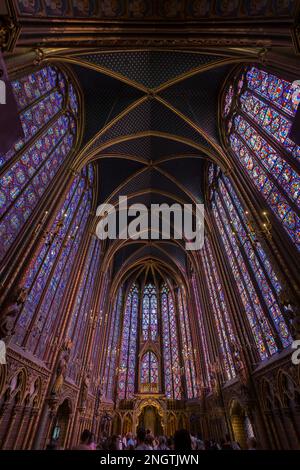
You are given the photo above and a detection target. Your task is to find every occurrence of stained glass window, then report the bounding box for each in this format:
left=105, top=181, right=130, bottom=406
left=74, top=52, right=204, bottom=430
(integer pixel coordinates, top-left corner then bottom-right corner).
left=209, top=164, right=292, bottom=360
left=13, top=165, right=94, bottom=360
left=201, top=237, right=236, bottom=381
left=223, top=65, right=300, bottom=250
left=191, top=273, right=212, bottom=391
left=103, top=287, right=123, bottom=399
left=142, top=283, right=158, bottom=341
left=161, top=283, right=182, bottom=399
left=177, top=289, right=197, bottom=398
left=67, top=236, right=101, bottom=384
left=118, top=283, right=139, bottom=399
left=140, top=351, right=159, bottom=392
left=0, top=65, right=79, bottom=262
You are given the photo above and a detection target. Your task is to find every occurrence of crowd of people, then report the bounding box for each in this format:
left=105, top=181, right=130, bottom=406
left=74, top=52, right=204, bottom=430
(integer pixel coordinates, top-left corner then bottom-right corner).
left=47, top=428, right=259, bottom=451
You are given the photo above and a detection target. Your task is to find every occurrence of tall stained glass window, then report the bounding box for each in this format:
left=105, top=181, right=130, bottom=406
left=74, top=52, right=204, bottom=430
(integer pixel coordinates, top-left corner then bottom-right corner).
left=209, top=164, right=292, bottom=361
left=177, top=289, right=197, bottom=398
left=142, top=283, right=158, bottom=341
left=161, top=283, right=182, bottom=399
left=13, top=165, right=94, bottom=360
left=118, top=283, right=139, bottom=399
left=103, top=287, right=123, bottom=399
left=140, top=351, right=159, bottom=392
left=191, top=273, right=212, bottom=391
left=67, top=235, right=101, bottom=384
left=0, top=65, right=79, bottom=261
left=223, top=65, right=300, bottom=249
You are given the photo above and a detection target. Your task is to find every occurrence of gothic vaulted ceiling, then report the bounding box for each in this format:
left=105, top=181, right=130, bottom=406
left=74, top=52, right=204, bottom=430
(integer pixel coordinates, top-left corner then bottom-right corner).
left=68, top=50, right=238, bottom=282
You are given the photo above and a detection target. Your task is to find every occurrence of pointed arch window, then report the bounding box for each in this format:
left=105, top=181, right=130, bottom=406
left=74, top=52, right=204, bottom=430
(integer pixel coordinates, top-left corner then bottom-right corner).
left=142, top=283, right=158, bottom=341
left=209, top=164, right=292, bottom=360
left=13, top=165, right=94, bottom=359
left=0, top=65, right=80, bottom=261
left=223, top=65, right=300, bottom=249
left=161, top=283, right=182, bottom=400
left=118, top=283, right=139, bottom=399
left=140, top=351, right=159, bottom=393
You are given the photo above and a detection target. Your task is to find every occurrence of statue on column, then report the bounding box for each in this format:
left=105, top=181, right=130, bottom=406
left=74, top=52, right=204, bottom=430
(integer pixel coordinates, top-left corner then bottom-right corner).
left=50, top=338, right=72, bottom=398
left=0, top=286, right=27, bottom=340
left=279, top=286, right=300, bottom=339
left=79, top=371, right=90, bottom=409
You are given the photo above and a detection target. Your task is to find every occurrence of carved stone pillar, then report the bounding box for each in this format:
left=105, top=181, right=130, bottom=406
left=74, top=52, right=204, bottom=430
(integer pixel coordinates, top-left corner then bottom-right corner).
left=0, top=15, right=20, bottom=52
left=281, top=408, right=300, bottom=450
left=2, top=404, right=22, bottom=449
left=21, top=408, right=39, bottom=449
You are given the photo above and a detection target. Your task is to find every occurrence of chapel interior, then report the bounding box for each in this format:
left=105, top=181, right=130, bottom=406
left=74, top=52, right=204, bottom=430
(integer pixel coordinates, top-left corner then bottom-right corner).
left=0, top=0, right=300, bottom=451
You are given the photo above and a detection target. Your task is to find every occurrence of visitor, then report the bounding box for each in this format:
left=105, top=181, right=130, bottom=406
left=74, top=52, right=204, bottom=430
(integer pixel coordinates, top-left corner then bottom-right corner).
left=72, top=429, right=95, bottom=450
left=126, top=432, right=135, bottom=450
left=247, top=437, right=258, bottom=450
left=221, top=434, right=233, bottom=450
left=135, top=428, right=151, bottom=450
left=157, top=436, right=169, bottom=450
left=174, top=429, right=192, bottom=451
left=144, top=434, right=154, bottom=449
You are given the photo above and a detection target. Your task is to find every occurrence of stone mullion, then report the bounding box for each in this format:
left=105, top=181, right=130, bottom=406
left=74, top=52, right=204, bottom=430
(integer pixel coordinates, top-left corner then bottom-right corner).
left=208, top=219, right=259, bottom=368
left=219, top=182, right=283, bottom=350
left=21, top=190, right=86, bottom=349
left=228, top=148, right=299, bottom=291
left=182, top=289, right=197, bottom=397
